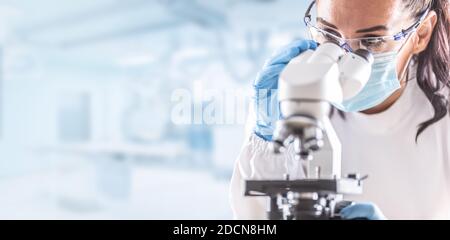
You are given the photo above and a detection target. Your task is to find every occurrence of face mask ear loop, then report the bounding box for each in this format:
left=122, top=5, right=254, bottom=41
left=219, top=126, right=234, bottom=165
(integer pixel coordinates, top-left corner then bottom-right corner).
left=399, top=54, right=414, bottom=86
left=397, top=33, right=416, bottom=86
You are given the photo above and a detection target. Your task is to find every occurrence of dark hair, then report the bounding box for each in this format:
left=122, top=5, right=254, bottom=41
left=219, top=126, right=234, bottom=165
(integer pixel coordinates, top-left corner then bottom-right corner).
left=404, top=0, right=450, bottom=141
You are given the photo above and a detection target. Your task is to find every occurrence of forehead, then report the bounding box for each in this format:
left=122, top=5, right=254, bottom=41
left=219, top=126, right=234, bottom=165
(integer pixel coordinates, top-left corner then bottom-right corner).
left=316, top=0, right=406, bottom=33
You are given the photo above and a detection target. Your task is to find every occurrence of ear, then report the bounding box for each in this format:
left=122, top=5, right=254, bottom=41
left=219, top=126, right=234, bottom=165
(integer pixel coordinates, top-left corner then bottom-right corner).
left=411, top=11, right=438, bottom=54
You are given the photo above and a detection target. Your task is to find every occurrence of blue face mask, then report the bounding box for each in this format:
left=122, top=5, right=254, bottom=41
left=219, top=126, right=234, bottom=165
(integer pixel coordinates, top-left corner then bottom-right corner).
left=333, top=51, right=401, bottom=112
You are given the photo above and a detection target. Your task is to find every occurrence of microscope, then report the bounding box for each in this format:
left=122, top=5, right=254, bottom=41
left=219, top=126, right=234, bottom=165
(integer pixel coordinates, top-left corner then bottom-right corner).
left=245, top=42, right=374, bottom=220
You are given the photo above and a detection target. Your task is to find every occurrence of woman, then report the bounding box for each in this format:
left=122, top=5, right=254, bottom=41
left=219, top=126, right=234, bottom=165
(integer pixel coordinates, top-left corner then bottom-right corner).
left=230, top=0, right=449, bottom=219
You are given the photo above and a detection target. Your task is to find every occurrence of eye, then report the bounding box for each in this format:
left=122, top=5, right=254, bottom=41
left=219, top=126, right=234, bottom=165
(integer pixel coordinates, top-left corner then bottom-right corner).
left=316, top=28, right=342, bottom=44
left=361, top=38, right=386, bottom=48
left=320, top=27, right=342, bottom=38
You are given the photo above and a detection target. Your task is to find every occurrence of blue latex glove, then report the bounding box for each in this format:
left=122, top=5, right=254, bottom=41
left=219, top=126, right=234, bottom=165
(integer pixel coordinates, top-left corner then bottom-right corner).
left=253, top=39, right=317, bottom=141
left=340, top=202, right=387, bottom=220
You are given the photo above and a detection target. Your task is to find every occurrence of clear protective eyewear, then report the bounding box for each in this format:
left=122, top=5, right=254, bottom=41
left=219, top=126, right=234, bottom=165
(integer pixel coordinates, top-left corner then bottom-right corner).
left=304, top=0, right=432, bottom=53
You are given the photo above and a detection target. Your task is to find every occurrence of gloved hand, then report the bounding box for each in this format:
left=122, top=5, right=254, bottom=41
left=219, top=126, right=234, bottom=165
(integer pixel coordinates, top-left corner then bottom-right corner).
left=340, top=202, right=387, bottom=220
left=253, top=39, right=317, bottom=141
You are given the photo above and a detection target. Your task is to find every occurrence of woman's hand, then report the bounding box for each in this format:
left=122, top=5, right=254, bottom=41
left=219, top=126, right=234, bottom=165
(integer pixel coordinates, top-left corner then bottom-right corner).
left=253, top=39, right=317, bottom=141
left=340, top=202, right=387, bottom=220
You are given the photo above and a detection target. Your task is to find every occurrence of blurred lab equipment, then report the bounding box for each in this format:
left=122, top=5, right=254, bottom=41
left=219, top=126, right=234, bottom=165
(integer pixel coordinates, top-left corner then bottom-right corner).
left=122, top=90, right=168, bottom=143
left=58, top=92, right=91, bottom=142
left=121, top=72, right=170, bottom=143
left=245, top=42, right=373, bottom=220
left=0, top=46, right=3, bottom=138
left=188, top=122, right=213, bottom=168
left=0, top=0, right=312, bottom=220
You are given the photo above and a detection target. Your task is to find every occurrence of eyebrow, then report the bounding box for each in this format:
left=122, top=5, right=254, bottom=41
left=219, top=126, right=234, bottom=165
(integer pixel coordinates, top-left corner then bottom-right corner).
left=317, top=18, right=338, bottom=29
left=317, top=17, right=388, bottom=34
left=355, top=25, right=388, bottom=33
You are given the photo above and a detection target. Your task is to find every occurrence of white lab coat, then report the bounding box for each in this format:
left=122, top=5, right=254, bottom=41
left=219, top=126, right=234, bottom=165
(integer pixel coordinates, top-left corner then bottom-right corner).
left=229, top=65, right=450, bottom=220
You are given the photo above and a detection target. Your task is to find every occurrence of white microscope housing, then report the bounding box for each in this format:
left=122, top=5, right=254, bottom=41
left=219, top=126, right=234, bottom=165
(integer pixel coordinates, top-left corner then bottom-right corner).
left=273, top=42, right=373, bottom=178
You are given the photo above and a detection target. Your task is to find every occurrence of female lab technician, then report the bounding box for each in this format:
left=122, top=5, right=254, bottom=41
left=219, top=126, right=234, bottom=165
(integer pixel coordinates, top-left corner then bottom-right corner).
left=230, top=0, right=450, bottom=220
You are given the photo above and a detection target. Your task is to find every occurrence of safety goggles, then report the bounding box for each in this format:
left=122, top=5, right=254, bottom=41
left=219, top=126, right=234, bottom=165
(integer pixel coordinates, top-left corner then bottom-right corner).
left=304, top=0, right=432, bottom=53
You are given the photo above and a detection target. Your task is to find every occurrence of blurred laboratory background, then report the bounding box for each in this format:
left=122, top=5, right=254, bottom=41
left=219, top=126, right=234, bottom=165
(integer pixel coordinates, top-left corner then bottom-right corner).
left=0, top=0, right=309, bottom=219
